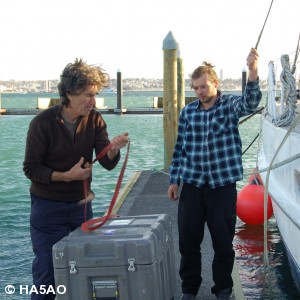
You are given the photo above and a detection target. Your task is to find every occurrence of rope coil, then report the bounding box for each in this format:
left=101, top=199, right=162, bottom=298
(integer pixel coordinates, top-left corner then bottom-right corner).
left=272, top=55, right=298, bottom=127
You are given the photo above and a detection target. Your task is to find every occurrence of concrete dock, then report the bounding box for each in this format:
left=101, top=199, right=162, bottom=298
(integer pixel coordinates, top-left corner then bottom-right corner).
left=114, top=170, right=244, bottom=300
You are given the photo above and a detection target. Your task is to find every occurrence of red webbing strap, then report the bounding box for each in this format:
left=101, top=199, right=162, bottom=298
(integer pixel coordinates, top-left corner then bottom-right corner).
left=81, top=140, right=130, bottom=232
left=91, top=143, right=114, bottom=164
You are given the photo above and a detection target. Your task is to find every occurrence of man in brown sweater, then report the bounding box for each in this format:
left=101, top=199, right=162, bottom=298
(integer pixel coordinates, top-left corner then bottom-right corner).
left=23, top=58, right=129, bottom=300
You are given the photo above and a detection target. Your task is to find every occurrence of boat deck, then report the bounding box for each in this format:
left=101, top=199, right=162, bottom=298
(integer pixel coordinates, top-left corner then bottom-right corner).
left=115, top=170, right=243, bottom=300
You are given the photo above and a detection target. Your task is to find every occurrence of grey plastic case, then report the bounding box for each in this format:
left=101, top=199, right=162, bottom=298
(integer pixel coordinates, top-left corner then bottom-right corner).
left=53, top=214, right=176, bottom=300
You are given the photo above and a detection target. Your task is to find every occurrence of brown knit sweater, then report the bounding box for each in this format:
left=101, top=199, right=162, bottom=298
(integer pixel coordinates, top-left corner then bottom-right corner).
left=23, top=105, right=120, bottom=202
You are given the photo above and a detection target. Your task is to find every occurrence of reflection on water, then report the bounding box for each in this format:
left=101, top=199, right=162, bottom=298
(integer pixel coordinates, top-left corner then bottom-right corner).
left=235, top=218, right=300, bottom=299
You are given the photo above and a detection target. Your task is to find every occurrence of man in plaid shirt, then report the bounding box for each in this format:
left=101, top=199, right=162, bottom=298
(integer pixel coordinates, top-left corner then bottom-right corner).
left=168, top=48, right=262, bottom=300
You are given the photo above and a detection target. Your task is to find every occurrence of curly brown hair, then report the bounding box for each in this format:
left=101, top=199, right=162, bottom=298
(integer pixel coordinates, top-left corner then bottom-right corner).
left=58, top=58, right=110, bottom=107
left=189, top=61, right=218, bottom=87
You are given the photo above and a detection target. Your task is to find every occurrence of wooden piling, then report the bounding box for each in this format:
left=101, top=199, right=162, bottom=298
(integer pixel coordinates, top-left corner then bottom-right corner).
left=177, top=47, right=185, bottom=120
left=163, top=31, right=178, bottom=170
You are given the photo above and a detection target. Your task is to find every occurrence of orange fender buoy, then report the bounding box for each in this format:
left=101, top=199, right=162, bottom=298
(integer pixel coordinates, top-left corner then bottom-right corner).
left=237, top=183, right=273, bottom=225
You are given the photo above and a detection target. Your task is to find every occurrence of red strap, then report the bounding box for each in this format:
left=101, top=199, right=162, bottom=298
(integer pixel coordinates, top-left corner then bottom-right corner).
left=81, top=140, right=130, bottom=232
left=91, top=143, right=113, bottom=164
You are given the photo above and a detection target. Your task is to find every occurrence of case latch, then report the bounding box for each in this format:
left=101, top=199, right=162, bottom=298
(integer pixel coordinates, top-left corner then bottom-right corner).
left=128, top=258, right=136, bottom=272
left=69, top=261, right=77, bottom=275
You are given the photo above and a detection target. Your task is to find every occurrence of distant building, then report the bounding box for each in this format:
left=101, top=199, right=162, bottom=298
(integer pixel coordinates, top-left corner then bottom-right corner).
left=41, top=80, right=52, bottom=92
left=0, top=85, right=6, bottom=92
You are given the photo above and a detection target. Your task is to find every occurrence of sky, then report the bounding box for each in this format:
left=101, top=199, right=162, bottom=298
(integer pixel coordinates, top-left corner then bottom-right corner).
left=0, top=0, right=299, bottom=81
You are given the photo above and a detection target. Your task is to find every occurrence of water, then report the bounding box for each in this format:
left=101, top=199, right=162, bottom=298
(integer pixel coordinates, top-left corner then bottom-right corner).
left=0, top=91, right=165, bottom=109
left=0, top=92, right=299, bottom=299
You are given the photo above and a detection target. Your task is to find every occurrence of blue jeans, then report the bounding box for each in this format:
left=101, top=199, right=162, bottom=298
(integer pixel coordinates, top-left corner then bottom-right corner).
left=30, top=194, right=93, bottom=300
left=178, top=182, right=237, bottom=296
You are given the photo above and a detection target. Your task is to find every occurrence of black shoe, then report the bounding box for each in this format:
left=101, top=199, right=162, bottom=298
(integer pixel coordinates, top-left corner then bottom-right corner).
left=180, top=294, right=195, bottom=300
left=215, top=288, right=232, bottom=300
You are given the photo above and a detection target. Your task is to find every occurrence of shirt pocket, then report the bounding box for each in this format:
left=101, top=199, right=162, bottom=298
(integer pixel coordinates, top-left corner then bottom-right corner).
left=210, top=116, right=228, bottom=136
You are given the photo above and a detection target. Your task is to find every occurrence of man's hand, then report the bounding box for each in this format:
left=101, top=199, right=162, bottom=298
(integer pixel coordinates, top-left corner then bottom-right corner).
left=107, top=132, right=129, bottom=161
left=247, top=48, right=259, bottom=81
left=168, top=184, right=179, bottom=201
left=52, top=157, right=92, bottom=182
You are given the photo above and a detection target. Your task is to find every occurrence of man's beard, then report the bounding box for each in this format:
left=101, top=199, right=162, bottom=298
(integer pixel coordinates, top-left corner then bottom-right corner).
left=200, top=96, right=214, bottom=103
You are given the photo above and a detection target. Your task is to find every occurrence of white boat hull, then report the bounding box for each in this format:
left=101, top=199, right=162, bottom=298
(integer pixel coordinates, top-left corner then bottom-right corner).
left=257, top=114, right=300, bottom=289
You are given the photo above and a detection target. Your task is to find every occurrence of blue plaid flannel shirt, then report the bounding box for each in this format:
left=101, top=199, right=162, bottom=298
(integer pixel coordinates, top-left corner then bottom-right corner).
left=169, top=79, right=262, bottom=189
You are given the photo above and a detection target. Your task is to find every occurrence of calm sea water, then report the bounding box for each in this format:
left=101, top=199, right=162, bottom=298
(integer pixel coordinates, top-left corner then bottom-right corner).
left=0, top=92, right=299, bottom=299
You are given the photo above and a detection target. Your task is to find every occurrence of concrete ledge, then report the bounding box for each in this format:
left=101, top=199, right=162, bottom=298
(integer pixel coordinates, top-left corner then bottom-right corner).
left=112, top=171, right=141, bottom=215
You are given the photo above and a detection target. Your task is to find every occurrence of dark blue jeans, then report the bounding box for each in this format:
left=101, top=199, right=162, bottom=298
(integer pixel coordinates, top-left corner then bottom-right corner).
left=30, top=194, right=93, bottom=300
left=178, top=182, right=237, bottom=296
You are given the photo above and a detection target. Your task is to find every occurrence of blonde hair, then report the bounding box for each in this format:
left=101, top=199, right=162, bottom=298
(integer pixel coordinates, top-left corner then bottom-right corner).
left=190, top=61, right=218, bottom=84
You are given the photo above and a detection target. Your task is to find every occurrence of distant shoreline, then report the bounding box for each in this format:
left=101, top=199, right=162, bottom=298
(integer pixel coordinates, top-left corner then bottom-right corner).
left=0, top=77, right=272, bottom=94
left=0, top=88, right=270, bottom=95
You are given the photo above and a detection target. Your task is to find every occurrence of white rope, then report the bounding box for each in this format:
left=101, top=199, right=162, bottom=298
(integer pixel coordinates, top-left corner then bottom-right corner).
left=244, top=152, right=300, bottom=177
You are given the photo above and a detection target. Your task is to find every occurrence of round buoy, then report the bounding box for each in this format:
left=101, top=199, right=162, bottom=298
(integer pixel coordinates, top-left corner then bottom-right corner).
left=237, top=183, right=273, bottom=225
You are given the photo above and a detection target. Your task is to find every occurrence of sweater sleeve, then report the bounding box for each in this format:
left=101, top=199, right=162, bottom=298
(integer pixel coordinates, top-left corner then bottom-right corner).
left=94, top=113, right=121, bottom=170
left=23, top=117, right=53, bottom=185
left=100, top=151, right=121, bottom=170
